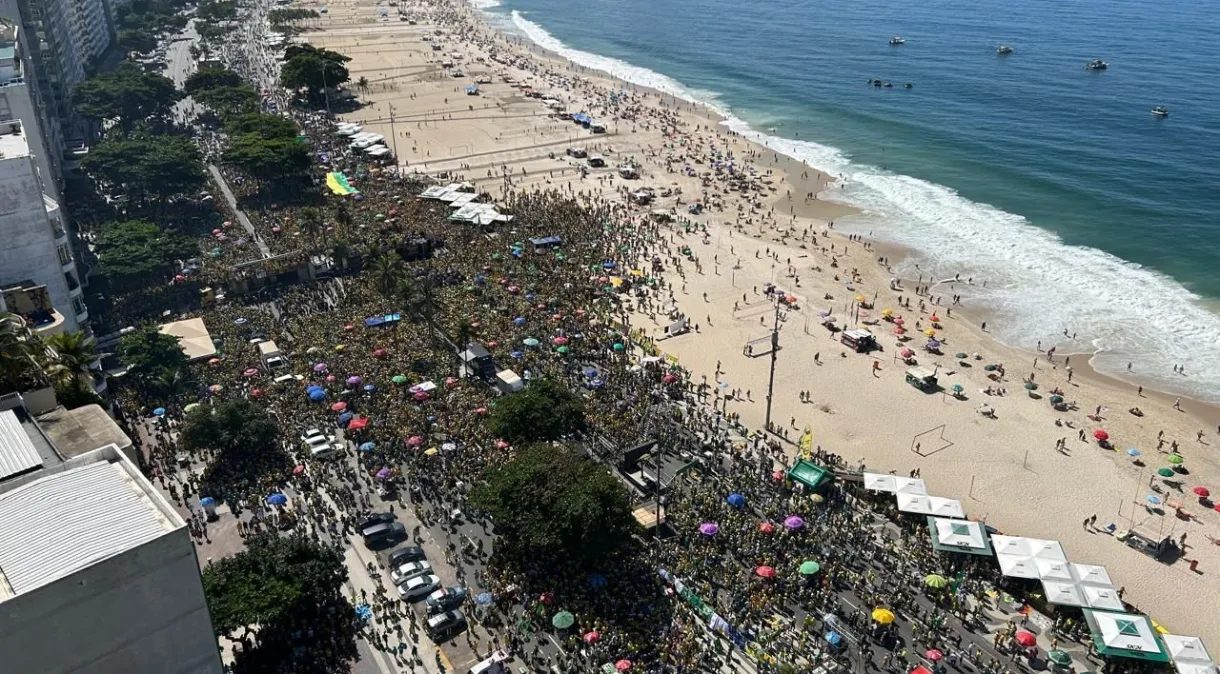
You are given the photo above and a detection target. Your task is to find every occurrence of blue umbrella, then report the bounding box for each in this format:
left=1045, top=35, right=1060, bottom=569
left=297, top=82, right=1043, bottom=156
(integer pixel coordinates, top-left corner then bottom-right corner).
left=727, top=493, right=746, bottom=508
left=359, top=441, right=376, bottom=452
left=510, top=350, right=524, bottom=359
left=338, top=411, right=354, bottom=425
left=513, top=316, right=527, bottom=326
left=200, top=496, right=216, bottom=507
left=363, top=383, right=376, bottom=392
left=266, top=493, right=288, bottom=506
left=309, top=389, right=326, bottom=401
left=825, top=631, right=843, bottom=647
left=475, top=592, right=494, bottom=606
left=153, top=407, right=167, bottom=417
left=1126, top=448, right=1142, bottom=457
left=587, top=573, right=607, bottom=588
left=1146, top=494, right=1162, bottom=505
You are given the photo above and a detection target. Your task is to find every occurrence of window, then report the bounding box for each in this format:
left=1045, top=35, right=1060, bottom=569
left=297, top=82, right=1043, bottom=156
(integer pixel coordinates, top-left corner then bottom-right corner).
left=72, top=296, right=86, bottom=317
left=57, top=243, right=72, bottom=265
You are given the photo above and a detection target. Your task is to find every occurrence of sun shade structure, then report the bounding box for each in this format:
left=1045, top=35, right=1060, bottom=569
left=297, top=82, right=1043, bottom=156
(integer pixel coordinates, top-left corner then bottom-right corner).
left=991, top=535, right=1068, bottom=579
left=862, top=473, right=926, bottom=495
left=896, top=493, right=965, bottom=518
left=786, top=459, right=831, bottom=490
left=1041, top=564, right=1124, bottom=611
left=1083, top=610, right=1170, bottom=662
left=926, top=517, right=993, bottom=555
left=1161, top=635, right=1217, bottom=674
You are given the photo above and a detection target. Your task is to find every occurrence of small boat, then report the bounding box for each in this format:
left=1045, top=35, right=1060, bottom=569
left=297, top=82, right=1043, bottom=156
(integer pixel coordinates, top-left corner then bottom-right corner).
left=996, top=45, right=1013, bottom=55
left=1151, top=105, right=1169, bottom=117
left=1085, top=58, right=1108, bottom=71
left=889, top=36, right=905, bottom=46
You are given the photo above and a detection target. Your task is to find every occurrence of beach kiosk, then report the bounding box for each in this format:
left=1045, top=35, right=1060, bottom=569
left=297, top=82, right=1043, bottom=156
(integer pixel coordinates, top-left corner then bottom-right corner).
left=840, top=329, right=877, bottom=353
left=905, top=367, right=938, bottom=392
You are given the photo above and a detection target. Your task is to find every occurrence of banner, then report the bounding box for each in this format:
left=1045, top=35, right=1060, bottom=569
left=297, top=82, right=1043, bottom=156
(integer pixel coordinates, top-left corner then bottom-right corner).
left=326, top=172, right=359, bottom=195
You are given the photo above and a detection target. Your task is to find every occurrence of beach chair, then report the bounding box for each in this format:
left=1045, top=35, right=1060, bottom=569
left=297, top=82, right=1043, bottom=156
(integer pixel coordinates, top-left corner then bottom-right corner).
left=1101, top=523, right=1117, bottom=535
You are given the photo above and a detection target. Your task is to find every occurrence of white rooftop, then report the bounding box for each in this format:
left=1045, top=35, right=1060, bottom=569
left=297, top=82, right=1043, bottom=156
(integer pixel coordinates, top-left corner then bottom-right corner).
left=0, top=120, right=29, bottom=159
left=0, top=409, right=42, bottom=480
left=0, top=459, right=176, bottom=599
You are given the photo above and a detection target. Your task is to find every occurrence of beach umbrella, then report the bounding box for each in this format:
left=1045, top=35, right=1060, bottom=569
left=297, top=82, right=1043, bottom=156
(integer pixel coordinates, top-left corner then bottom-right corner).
left=1014, top=630, right=1036, bottom=647
left=951, top=384, right=964, bottom=394
left=924, top=574, right=949, bottom=589
left=923, top=328, right=936, bottom=337
left=313, top=362, right=328, bottom=373
left=475, top=407, right=489, bottom=416
left=926, top=649, right=944, bottom=662
left=727, top=493, right=746, bottom=508
left=209, top=384, right=223, bottom=393
left=871, top=608, right=896, bottom=624
left=266, top=493, right=288, bottom=506
left=331, top=402, right=347, bottom=412
left=927, top=339, right=941, bottom=350
left=759, top=521, right=776, bottom=534
left=583, top=631, right=600, bottom=644
left=799, top=561, right=821, bottom=575
left=363, top=383, right=376, bottom=392
left=346, top=375, right=362, bottom=386
left=900, top=347, right=914, bottom=358
left=1146, top=495, right=1162, bottom=505
left=407, top=435, right=424, bottom=447
left=552, top=336, right=569, bottom=346
left=586, top=572, right=607, bottom=588
left=1157, top=467, right=1175, bottom=477
left=825, top=631, right=843, bottom=646
left=200, top=497, right=216, bottom=507
left=184, top=403, right=201, bottom=412
left=376, top=467, right=392, bottom=480
left=338, top=411, right=353, bottom=425
left=1093, top=429, right=1109, bottom=441
left=413, top=391, right=429, bottom=402
left=613, top=342, right=625, bottom=351
left=1126, top=448, right=1142, bottom=457
left=754, top=565, right=776, bottom=579
left=784, top=515, right=805, bottom=530
left=475, top=592, right=494, bottom=606
left=292, top=464, right=305, bottom=476
left=983, top=364, right=997, bottom=371
left=698, top=522, right=719, bottom=536
left=373, top=348, right=389, bottom=359
left=523, top=337, right=540, bottom=347
left=615, top=660, right=632, bottom=672
left=513, top=316, right=527, bottom=327
left=955, top=352, right=968, bottom=359
left=557, top=346, right=570, bottom=354
left=153, top=407, right=166, bottom=417
left=1215, top=503, right=1220, bottom=512
left=893, top=316, right=905, bottom=326
left=511, top=350, right=524, bottom=359
left=495, top=439, right=510, bottom=449
left=1050, top=395, right=1064, bottom=404
left=309, top=389, right=326, bottom=401
left=551, top=611, right=575, bottom=630
left=1167, top=453, right=1184, bottom=465
left=1024, top=381, right=1039, bottom=391
left=392, top=374, right=408, bottom=385
left=539, top=592, right=555, bottom=605
left=1048, top=650, right=1072, bottom=667
left=243, top=368, right=259, bottom=377
left=1193, top=486, right=1210, bottom=498
left=208, top=357, right=221, bottom=365
left=348, top=417, right=369, bottom=431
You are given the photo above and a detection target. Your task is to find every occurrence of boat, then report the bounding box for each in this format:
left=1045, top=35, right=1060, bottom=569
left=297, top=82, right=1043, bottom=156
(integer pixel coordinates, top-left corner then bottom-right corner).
left=889, top=36, right=905, bottom=46
left=996, top=45, right=1013, bottom=55
left=1085, top=58, right=1108, bottom=71
left=1151, top=105, right=1169, bottom=117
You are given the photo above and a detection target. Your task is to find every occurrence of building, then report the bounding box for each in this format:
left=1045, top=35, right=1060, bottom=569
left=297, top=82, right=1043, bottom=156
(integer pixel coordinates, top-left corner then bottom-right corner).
left=0, top=279, right=67, bottom=336
left=0, top=19, right=62, bottom=202
left=0, top=394, right=224, bottom=674
left=0, top=119, right=86, bottom=331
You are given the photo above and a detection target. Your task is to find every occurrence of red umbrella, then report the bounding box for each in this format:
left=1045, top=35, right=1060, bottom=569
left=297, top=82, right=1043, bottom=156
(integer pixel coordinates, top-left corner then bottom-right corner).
left=1014, top=630, right=1036, bottom=647
left=1193, top=486, right=1210, bottom=498
left=772, top=469, right=785, bottom=482
left=250, top=388, right=264, bottom=398
left=583, top=631, right=600, bottom=644
left=539, top=592, right=554, bottom=605
left=348, top=417, right=369, bottom=431
left=925, top=649, right=944, bottom=662
left=759, top=521, right=776, bottom=534
left=615, top=661, right=632, bottom=672
left=1094, top=430, right=1109, bottom=441
left=910, top=667, right=933, bottom=674
left=1214, top=503, right=1220, bottom=512
left=331, top=402, right=347, bottom=412
left=755, top=565, right=776, bottom=579
left=292, top=464, right=305, bottom=476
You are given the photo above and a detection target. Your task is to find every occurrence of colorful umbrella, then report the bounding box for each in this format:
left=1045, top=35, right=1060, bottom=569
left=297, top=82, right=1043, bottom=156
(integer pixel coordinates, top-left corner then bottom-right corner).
left=784, top=515, right=805, bottom=530
left=727, top=493, right=746, bottom=508
left=1014, top=629, right=1036, bottom=647
left=1094, top=429, right=1109, bottom=441
left=924, top=574, right=949, bottom=589
left=551, top=611, right=575, bottom=629
left=1158, top=467, right=1176, bottom=477
left=926, top=649, right=944, bottom=662
left=799, top=561, right=821, bottom=575
left=698, top=522, right=719, bottom=536
left=872, top=608, right=896, bottom=624
left=1168, top=453, right=1184, bottom=465
left=1192, top=486, right=1210, bottom=498
left=615, top=660, right=632, bottom=672
left=755, top=565, right=777, bottom=579
left=1048, top=650, right=1072, bottom=666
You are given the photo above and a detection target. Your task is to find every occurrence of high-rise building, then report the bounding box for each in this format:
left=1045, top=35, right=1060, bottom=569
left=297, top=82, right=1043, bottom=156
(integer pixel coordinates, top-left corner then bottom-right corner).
left=0, top=394, right=224, bottom=674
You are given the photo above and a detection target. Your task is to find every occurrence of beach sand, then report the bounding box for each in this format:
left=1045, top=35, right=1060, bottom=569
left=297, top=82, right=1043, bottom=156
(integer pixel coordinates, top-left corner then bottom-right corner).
left=302, top=0, right=1220, bottom=642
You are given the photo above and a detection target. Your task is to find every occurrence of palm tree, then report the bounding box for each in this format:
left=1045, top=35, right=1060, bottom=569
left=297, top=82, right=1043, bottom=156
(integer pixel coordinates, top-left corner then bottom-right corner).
left=44, top=331, right=98, bottom=389
left=0, top=312, right=55, bottom=393
left=333, top=202, right=351, bottom=228
left=369, top=252, right=405, bottom=298
left=356, top=76, right=369, bottom=95
left=298, top=206, right=325, bottom=250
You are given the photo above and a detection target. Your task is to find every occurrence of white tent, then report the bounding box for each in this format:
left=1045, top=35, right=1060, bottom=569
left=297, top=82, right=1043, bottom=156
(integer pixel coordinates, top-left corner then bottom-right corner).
left=1039, top=562, right=1121, bottom=610
left=927, top=517, right=992, bottom=555
left=1163, top=635, right=1217, bottom=674
left=1072, top=563, right=1114, bottom=587
left=991, top=535, right=1067, bottom=579
left=893, top=476, right=927, bottom=495
left=1034, top=558, right=1074, bottom=582
left=896, top=493, right=965, bottom=518
left=863, top=472, right=897, bottom=492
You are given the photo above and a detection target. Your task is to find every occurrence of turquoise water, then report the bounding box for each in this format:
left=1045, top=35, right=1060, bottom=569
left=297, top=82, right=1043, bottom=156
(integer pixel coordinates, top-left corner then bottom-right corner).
left=476, top=0, right=1220, bottom=400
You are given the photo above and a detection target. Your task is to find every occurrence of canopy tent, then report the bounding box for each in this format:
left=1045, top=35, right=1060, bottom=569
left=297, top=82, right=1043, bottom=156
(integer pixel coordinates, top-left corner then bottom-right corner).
left=1162, top=635, right=1218, bottom=674
left=786, top=459, right=831, bottom=490
left=896, top=493, right=965, bottom=518
left=991, top=535, right=1067, bottom=579
left=863, top=472, right=897, bottom=492
left=926, top=517, right=993, bottom=556
left=1083, top=610, right=1170, bottom=663
left=862, top=473, right=926, bottom=495
left=159, top=317, right=216, bottom=362
left=1040, top=563, right=1122, bottom=611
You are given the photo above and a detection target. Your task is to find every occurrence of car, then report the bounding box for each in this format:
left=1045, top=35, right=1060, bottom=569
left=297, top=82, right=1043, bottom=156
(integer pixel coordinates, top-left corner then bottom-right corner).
left=397, top=574, right=440, bottom=601
left=362, top=522, right=406, bottom=549
left=358, top=512, right=395, bottom=531
left=425, top=586, right=468, bottom=614
left=390, top=560, right=433, bottom=584
left=387, top=545, right=426, bottom=567
left=427, top=610, right=467, bottom=641
left=301, top=428, right=336, bottom=459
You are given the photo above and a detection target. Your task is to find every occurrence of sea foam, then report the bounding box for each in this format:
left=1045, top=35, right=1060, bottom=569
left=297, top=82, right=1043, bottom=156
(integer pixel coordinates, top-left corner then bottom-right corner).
left=506, top=10, right=1220, bottom=402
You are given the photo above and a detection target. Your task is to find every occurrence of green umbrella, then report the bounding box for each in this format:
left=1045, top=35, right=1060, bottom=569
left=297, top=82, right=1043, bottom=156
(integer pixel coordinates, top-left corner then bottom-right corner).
left=799, top=561, right=821, bottom=575
left=1049, top=395, right=1064, bottom=404
left=1167, top=453, right=1184, bottom=465
left=523, top=337, right=540, bottom=347
left=955, top=352, right=968, bottom=359
left=392, top=375, right=408, bottom=385
left=556, top=346, right=570, bottom=354
left=983, top=364, right=997, bottom=371
left=612, top=342, right=625, bottom=351
left=1047, top=650, right=1072, bottom=667
left=1024, top=381, right=1039, bottom=390
left=951, top=384, right=964, bottom=394
left=923, top=574, right=949, bottom=589
left=1157, top=467, right=1175, bottom=477
left=551, top=611, right=575, bottom=629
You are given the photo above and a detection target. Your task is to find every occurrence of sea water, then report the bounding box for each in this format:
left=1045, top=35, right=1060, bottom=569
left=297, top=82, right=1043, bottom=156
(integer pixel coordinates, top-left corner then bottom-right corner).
left=472, top=0, right=1220, bottom=401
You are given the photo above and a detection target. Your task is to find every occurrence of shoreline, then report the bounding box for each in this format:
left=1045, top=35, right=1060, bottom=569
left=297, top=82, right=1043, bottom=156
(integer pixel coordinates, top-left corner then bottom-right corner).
left=302, top=0, right=1220, bottom=641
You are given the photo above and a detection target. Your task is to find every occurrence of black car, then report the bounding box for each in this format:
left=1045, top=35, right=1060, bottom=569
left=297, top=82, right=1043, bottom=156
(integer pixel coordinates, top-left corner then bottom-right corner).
left=425, top=586, right=467, bottom=614
left=362, top=522, right=406, bottom=549
left=427, top=610, right=467, bottom=642
left=387, top=545, right=426, bottom=567
left=358, top=512, right=395, bottom=532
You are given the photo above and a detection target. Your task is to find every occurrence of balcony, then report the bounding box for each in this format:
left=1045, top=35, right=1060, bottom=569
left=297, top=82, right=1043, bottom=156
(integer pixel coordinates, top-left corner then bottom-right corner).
left=31, top=309, right=67, bottom=338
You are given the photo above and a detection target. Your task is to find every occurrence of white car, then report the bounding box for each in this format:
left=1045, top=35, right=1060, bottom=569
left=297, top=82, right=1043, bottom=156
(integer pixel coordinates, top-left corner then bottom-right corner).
left=397, top=574, right=440, bottom=601
left=391, top=560, right=433, bottom=584
left=300, top=429, right=335, bottom=459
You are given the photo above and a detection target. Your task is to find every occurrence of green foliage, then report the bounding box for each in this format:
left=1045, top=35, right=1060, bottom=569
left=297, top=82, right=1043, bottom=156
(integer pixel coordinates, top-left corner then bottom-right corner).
left=471, top=444, right=639, bottom=566
left=0, top=313, right=54, bottom=394
left=184, top=67, right=245, bottom=95
left=95, top=220, right=198, bottom=287
left=185, top=400, right=291, bottom=500
left=280, top=44, right=350, bottom=94
left=203, top=533, right=358, bottom=674
left=115, top=0, right=188, bottom=46
left=117, top=28, right=158, bottom=54
left=44, top=331, right=98, bottom=389
left=223, top=133, right=311, bottom=182
left=268, top=8, right=320, bottom=24
left=73, top=62, right=181, bottom=132
left=81, top=133, right=205, bottom=202
left=488, top=379, right=587, bottom=442
left=186, top=69, right=259, bottom=117
left=195, top=0, right=237, bottom=22
left=54, top=380, right=106, bottom=409
left=224, top=112, right=299, bottom=139
left=118, top=325, right=189, bottom=386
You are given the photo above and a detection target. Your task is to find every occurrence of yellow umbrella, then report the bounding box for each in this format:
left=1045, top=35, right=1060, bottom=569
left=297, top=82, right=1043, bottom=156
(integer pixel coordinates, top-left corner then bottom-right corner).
left=882, top=308, right=894, bottom=317
left=923, top=328, right=936, bottom=337
left=871, top=608, right=896, bottom=624
left=423, top=448, right=439, bottom=456
left=855, top=294, right=866, bottom=303
left=1150, top=618, right=1169, bottom=635
left=335, top=344, right=346, bottom=352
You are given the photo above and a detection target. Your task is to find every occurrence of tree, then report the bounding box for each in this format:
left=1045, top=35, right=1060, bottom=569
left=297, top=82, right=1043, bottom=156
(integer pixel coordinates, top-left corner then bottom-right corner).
left=118, top=325, right=188, bottom=387
left=44, top=331, right=98, bottom=389
left=194, top=84, right=260, bottom=117
left=117, top=28, right=158, bottom=54
left=95, top=219, right=198, bottom=288
left=297, top=206, right=324, bottom=244
left=369, top=252, right=405, bottom=298
left=195, top=0, right=237, bottom=22
left=280, top=44, right=350, bottom=96
left=224, top=112, right=299, bottom=139
left=0, top=313, right=54, bottom=393
left=185, top=67, right=245, bottom=95
left=203, top=533, right=358, bottom=674
left=355, top=76, right=369, bottom=94
left=223, top=133, right=311, bottom=182
left=73, top=62, right=182, bottom=133
left=184, top=400, right=290, bottom=500
left=488, top=379, right=587, bottom=443
left=81, top=133, right=205, bottom=203
left=471, top=444, right=639, bottom=566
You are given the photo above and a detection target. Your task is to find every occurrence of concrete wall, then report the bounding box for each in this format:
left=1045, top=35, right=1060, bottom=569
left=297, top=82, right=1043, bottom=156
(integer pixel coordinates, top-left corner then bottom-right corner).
left=0, top=153, right=76, bottom=331
left=0, top=82, right=62, bottom=202
left=0, top=528, right=224, bottom=674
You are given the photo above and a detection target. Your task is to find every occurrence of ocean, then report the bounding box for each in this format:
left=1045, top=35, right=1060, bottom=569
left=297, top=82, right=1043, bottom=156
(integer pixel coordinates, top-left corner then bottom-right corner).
left=472, top=0, right=1220, bottom=402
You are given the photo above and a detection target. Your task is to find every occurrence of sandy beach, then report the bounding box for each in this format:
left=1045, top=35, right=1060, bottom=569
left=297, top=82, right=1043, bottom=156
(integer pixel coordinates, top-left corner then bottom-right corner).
left=300, top=0, right=1220, bottom=642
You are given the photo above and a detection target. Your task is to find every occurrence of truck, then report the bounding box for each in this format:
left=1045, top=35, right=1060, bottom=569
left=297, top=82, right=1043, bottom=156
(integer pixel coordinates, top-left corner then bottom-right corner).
left=840, top=329, right=877, bottom=353
left=258, top=340, right=287, bottom=370
left=904, top=367, right=938, bottom=392
left=495, top=369, right=524, bottom=394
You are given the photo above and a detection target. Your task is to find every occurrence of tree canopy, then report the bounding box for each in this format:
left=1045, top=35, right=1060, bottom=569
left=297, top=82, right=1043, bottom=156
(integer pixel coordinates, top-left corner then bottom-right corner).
left=280, top=44, right=350, bottom=94
left=184, top=67, right=245, bottom=95
left=472, top=444, right=639, bottom=566
left=195, top=0, right=237, bottom=22
left=184, top=400, right=290, bottom=500
left=203, top=533, right=358, bottom=674
left=488, top=379, right=587, bottom=442
left=118, top=325, right=189, bottom=387
left=73, top=62, right=181, bottom=133
left=81, top=133, right=205, bottom=203
left=223, top=133, right=311, bottom=182
left=0, top=313, right=55, bottom=394
left=224, top=112, right=299, bottom=139
left=95, top=220, right=198, bottom=288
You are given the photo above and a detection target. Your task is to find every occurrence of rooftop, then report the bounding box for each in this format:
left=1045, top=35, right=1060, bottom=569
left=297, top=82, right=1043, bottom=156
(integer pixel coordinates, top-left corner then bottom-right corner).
left=0, top=119, right=27, bottom=159
left=159, top=317, right=217, bottom=362
left=0, top=409, right=45, bottom=481
left=0, top=451, right=178, bottom=600
left=37, top=405, right=133, bottom=459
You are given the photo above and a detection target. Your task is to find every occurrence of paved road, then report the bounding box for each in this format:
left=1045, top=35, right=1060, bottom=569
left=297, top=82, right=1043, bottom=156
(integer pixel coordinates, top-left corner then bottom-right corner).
left=207, top=163, right=272, bottom=258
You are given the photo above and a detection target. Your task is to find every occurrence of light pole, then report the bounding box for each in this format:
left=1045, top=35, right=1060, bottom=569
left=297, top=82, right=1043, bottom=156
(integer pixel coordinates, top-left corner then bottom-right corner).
left=764, top=302, right=782, bottom=433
